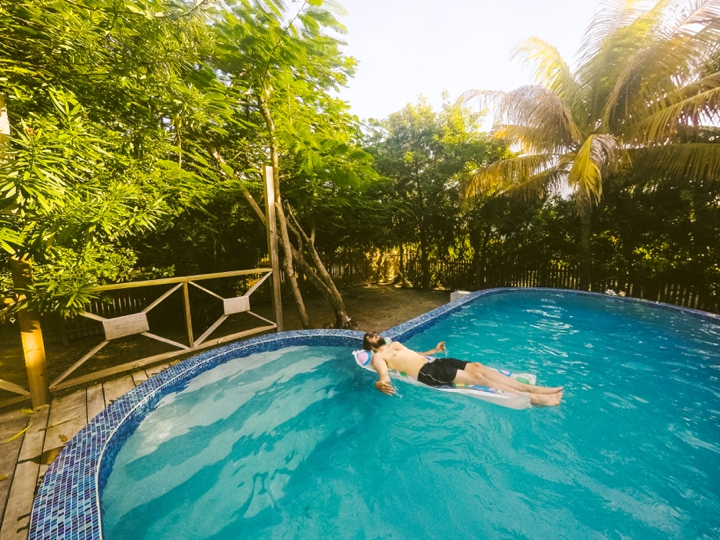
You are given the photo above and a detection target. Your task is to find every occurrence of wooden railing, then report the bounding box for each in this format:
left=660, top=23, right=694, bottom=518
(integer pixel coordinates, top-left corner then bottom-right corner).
left=50, top=268, right=278, bottom=391
left=0, top=268, right=281, bottom=407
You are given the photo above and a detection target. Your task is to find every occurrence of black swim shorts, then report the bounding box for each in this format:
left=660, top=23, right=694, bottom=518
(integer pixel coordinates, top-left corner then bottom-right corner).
left=417, top=358, right=469, bottom=387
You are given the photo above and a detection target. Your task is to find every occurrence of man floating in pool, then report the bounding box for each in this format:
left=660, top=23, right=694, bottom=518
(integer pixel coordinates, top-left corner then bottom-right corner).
left=362, top=332, right=563, bottom=406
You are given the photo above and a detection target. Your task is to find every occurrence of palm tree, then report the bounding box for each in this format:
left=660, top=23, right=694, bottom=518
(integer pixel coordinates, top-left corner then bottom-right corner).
left=465, top=0, right=720, bottom=290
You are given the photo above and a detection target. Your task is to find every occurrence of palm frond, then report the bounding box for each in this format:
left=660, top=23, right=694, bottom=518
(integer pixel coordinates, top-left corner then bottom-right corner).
left=577, top=0, right=668, bottom=122
left=598, top=0, right=677, bottom=126
left=512, top=38, right=575, bottom=96
left=512, top=37, right=589, bottom=124
left=614, top=1, right=720, bottom=124
left=493, top=124, right=566, bottom=154
left=465, top=154, right=558, bottom=200
left=568, top=134, right=620, bottom=202
left=496, top=85, right=584, bottom=149
left=577, top=0, right=654, bottom=66
left=624, top=78, right=720, bottom=144
left=629, top=142, right=720, bottom=180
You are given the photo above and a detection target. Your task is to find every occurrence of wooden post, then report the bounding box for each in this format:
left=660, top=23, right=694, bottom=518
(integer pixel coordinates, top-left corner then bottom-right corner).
left=10, top=259, right=50, bottom=408
left=182, top=282, right=194, bottom=347
left=263, top=164, right=284, bottom=331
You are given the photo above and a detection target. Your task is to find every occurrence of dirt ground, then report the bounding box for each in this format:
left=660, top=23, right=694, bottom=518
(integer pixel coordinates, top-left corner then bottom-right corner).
left=0, top=285, right=450, bottom=395
left=275, top=284, right=449, bottom=332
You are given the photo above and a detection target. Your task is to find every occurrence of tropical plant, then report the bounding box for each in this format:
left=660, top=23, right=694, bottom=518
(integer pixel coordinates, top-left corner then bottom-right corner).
left=367, top=97, right=504, bottom=289
left=204, top=0, right=373, bottom=328
left=2, top=0, right=374, bottom=332
left=465, top=0, right=720, bottom=289
left=0, top=0, right=223, bottom=313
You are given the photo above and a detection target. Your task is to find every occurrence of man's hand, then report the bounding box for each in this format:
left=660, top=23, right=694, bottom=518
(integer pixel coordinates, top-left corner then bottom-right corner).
left=375, top=377, right=396, bottom=396
left=435, top=341, right=446, bottom=353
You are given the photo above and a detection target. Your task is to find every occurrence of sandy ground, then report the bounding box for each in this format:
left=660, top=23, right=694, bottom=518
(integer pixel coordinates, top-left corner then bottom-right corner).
left=0, top=286, right=450, bottom=395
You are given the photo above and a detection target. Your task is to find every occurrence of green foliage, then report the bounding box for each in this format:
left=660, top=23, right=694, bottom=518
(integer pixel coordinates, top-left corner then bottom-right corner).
left=365, top=96, right=507, bottom=287
left=465, top=0, right=720, bottom=287
left=0, top=0, right=225, bottom=312
left=0, top=0, right=378, bottom=314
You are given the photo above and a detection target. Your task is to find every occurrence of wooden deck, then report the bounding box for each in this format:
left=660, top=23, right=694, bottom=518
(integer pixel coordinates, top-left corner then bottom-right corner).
left=0, top=362, right=177, bottom=540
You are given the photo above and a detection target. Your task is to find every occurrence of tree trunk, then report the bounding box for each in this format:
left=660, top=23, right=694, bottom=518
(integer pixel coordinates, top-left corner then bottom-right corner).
left=414, top=165, right=430, bottom=290
left=285, top=212, right=352, bottom=328
left=3, top=99, right=50, bottom=408
left=420, top=224, right=430, bottom=290
left=291, top=241, right=351, bottom=328
left=258, top=96, right=312, bottom=328
left=471, top=224, right=489, bottom=290
left=578, top=195, right=592, bottom=291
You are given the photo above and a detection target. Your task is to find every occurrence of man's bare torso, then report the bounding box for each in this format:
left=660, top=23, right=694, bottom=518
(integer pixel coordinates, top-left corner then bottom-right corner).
left=373, top=342, right=428, bottom=379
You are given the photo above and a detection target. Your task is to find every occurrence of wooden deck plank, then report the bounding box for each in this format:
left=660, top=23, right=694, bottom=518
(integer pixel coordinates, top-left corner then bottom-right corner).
left=131, top=370, right=149, bottom=386
left=16, top=407, right=49, bottom=463
left=41, top=390, right=87, bottom=471
left=102, top=376, right=134, bottom=408
left=43, top=390, right=88, bottom=449
left=86, top=385, right=105, bottom=422
left=144, top=362, right=170, bottom=378
left=0, top=410, right=30, bottom=529
left=0, top=461, right=38, bottom=540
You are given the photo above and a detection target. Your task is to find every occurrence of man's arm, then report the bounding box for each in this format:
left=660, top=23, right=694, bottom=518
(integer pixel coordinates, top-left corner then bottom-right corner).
left=418, top=341, right=446, bottom=357
left=371, top=355, right=396, bottom=396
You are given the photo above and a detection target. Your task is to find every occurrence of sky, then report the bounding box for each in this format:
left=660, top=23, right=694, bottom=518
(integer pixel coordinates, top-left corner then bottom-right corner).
left=333, top=0, right=601, bottom=121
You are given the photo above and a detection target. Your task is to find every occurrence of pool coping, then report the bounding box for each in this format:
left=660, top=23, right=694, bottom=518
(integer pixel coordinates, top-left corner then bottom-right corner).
left=28, top=287, right=720, bottom=539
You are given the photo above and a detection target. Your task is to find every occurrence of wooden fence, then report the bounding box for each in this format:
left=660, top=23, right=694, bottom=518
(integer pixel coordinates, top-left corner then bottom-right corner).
left=399, top=258, right=719, bottom=313
left=318, top=253, right=719, bottom=314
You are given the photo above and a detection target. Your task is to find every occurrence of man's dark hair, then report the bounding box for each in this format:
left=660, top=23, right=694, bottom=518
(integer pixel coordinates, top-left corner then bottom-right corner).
left=362, top=332, right=378, bottom=351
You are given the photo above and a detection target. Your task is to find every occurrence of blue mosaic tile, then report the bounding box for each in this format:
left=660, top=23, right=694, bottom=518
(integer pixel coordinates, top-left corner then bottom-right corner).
left=28, top=289, right=719, bottom=539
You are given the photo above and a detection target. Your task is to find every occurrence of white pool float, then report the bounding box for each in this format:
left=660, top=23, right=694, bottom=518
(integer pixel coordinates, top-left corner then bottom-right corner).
left=352, top=347, right=536, bottom=410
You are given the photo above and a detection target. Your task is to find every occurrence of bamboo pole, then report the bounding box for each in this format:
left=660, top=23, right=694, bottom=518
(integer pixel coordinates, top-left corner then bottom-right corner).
left=10, top=258, right=50, bottom=408
left=263, top=164, right=284, bottom=331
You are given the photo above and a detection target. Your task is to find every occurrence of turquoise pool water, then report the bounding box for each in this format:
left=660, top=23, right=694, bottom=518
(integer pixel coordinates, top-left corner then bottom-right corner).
left=101, top=291, right=720, bottom=539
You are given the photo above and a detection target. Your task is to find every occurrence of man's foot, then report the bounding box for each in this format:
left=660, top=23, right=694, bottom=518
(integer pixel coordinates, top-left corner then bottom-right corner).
left=529, top=385, right=564, bottom=395
left=530, top=390, right=563, bottom=407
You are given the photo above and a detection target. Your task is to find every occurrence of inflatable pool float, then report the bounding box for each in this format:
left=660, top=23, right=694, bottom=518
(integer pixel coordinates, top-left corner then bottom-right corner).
left=352, top=346, right=536, bottom=410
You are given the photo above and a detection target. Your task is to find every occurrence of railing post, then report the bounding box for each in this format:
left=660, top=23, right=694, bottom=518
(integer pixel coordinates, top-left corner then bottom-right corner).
left=263, top=164, right=284, bottom=331
left=10, top=258, right=50, bottom=408
left=182, top=281, right=194, bottom=347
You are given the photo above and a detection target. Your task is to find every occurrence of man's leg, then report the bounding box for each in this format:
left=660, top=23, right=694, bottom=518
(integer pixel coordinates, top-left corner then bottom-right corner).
left=453, top=363, right=563, bottom=406
left=472, top=364, right=561, bottom=394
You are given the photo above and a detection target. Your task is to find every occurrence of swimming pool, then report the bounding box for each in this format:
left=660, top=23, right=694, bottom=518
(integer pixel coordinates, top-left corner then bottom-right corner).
left=30, top=289, right=720, bottom=539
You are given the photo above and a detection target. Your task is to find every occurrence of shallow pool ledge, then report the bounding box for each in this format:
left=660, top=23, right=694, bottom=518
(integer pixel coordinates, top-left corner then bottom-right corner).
left=28, top=287, right=719, bottom=540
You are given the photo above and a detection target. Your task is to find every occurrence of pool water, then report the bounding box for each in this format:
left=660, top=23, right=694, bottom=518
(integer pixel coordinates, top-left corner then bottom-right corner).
left=101, top=291, right=720, bottom=539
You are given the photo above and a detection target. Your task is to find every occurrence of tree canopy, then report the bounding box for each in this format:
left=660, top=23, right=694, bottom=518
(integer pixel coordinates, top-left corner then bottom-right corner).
left=0, top=0, right=375, bottom=325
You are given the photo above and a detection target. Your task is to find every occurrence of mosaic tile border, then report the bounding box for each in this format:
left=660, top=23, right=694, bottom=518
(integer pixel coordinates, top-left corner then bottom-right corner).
left=28, top=288, right=719, bottom=539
